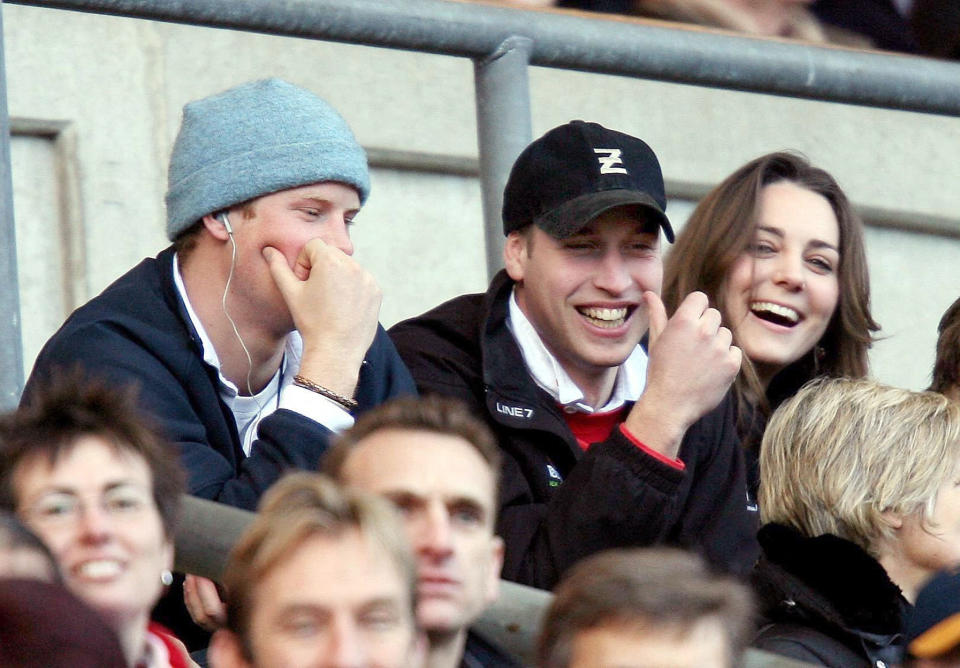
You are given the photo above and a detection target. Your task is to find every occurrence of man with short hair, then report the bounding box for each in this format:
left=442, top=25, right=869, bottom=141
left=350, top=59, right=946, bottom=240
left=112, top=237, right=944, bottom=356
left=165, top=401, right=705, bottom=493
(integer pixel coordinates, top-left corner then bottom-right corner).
left=389, top=121, right=756, bottom=589
left=537, top=547, right=754, bottom=668
left=930, top=296, right=960, bottom=401
left=325, top=395, right=515, bottom=667
left=208, top=473, right=424, bottom=668
left=25, top=78, right=415, bottom=510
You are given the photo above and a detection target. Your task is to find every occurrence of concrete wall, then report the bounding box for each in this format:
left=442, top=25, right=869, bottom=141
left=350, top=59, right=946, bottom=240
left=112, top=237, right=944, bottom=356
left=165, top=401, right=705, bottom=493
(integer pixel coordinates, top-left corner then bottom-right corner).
left=5, top=3, right=959, bottom=390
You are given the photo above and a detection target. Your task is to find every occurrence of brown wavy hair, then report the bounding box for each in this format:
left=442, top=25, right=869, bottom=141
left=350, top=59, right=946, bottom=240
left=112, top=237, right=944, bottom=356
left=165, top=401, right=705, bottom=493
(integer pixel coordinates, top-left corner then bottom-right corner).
left=662, top=152, right=879, bottom=416
left=930, top=296, right=960, bottom=399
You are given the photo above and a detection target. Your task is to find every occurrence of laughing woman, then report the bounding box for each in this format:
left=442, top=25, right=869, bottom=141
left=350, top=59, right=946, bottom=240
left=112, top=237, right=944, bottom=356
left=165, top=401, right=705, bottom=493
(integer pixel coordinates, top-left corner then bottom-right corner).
left=0, top=376, right=191, bottom=668
left=662, top=152, right=879, bottom=500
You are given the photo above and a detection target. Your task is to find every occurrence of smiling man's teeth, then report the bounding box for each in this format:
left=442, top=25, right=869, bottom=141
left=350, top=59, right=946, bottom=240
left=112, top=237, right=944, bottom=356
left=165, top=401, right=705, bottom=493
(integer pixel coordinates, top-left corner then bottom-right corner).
left=751, top=301, right=800, bottom=324
left=578, top=306, right=627, bottom=328
left=76, top=560, right=122, bottom=579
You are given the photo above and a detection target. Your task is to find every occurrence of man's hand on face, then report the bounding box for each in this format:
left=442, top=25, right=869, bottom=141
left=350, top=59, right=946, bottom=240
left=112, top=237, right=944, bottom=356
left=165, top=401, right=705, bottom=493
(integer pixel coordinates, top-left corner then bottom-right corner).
left=263, top=238, right=382, bottom=398
left=624, top=291, right=742, bottom=460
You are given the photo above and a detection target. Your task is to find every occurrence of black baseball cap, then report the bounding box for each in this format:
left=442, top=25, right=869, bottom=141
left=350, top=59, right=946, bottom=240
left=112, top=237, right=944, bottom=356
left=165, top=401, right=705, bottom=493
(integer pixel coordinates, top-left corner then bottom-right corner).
left=502, top=120, right=673, bottom=242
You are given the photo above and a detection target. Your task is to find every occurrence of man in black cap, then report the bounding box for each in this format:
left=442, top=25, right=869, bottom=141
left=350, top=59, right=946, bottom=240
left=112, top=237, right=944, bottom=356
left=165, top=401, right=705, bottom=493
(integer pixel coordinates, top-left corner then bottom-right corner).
left=390, top=121, right=757, bottom=590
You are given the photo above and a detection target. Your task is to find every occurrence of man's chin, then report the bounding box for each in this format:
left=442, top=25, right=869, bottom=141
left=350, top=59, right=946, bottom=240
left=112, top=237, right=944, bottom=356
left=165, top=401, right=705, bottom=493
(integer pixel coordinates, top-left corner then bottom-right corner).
left=417, top=601, right=469, bottom=635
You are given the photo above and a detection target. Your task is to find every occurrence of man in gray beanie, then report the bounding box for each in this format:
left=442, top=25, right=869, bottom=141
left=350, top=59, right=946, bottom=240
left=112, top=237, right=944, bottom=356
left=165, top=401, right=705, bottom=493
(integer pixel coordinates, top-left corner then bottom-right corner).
left=25, top=78, right=415, bottom=511
left=24, top=78, right=417, bottom=645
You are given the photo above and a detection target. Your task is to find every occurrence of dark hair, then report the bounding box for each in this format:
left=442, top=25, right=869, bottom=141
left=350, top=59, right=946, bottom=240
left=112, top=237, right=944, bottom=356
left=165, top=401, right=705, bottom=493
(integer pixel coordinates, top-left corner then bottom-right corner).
left=930, top=296, right=960, bottom=397
left=0, top=372, right=186, bottom=539
left=171, top=220, right=203, bottom=258
left=538, top=547, right=753, bottom=668
left=324, top=395, right=502, bottom=505
left=662, top=151, right=879, bottom=416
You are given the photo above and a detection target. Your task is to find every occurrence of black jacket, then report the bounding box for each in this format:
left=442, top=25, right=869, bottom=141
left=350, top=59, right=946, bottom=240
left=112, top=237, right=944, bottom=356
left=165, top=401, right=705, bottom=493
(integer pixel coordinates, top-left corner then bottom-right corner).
left=390, top=271, right=758, bottom=589
left=25, top=246, right=417, bottom=511
left=752, top=523, right=908, bottom=667
left=461, top=629, right=521, bottom=667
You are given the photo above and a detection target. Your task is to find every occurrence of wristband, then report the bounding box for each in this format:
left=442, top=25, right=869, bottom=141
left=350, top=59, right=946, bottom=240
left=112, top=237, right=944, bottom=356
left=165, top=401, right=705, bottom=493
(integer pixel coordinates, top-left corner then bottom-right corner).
left=292, top=374, right=359, bottom=412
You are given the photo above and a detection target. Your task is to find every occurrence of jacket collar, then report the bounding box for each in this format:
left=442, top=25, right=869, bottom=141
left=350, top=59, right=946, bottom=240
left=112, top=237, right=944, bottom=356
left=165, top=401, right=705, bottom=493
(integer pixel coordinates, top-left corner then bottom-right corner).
left=478, top=271, right=577, bottom=450
left=157, top=245, right=205, bottom=355
left=756, top=522, right=908, bottom=636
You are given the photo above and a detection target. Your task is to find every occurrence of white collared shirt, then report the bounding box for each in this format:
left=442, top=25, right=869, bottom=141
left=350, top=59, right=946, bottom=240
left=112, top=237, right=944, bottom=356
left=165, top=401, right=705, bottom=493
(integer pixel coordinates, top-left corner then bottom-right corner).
left=507, top=289, right=648, bottom=414
left=172, top=254, right=353, bottom=456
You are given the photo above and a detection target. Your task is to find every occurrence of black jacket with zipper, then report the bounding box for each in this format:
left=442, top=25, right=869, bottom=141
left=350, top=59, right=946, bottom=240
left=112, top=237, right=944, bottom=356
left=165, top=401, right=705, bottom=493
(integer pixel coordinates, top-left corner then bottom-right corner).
left=390, top=270, right=758, bottom=589
left=752, top=523, right=908, bottom=668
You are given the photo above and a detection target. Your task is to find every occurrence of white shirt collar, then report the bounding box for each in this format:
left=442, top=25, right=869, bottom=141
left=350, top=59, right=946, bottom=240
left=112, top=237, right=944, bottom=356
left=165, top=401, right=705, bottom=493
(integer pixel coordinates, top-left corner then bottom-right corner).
left=173, top=254, right=304, bottom=455
left=507, top=288, right=647, bottom=414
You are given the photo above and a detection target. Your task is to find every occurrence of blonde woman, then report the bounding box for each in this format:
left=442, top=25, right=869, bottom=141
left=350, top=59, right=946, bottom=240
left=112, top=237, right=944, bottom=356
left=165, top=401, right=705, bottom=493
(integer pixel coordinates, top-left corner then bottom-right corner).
left=753, top=377, right=960, bottom=666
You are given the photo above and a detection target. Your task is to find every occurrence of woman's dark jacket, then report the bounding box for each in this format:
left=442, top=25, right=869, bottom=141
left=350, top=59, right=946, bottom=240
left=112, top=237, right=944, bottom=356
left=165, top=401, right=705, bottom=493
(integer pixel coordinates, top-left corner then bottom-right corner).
left=752, top=523, right=908, bottom=667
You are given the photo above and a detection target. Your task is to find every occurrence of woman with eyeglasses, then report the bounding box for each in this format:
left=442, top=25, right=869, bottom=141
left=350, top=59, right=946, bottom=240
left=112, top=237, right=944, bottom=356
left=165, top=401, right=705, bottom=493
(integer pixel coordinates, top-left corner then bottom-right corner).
left=0, top=374, right=190, bottom=668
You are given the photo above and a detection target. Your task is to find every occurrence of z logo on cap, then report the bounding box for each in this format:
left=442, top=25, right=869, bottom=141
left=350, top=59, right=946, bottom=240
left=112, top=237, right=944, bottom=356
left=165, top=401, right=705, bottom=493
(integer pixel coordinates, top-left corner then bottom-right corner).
left=594, top=148, right=628, bottom=175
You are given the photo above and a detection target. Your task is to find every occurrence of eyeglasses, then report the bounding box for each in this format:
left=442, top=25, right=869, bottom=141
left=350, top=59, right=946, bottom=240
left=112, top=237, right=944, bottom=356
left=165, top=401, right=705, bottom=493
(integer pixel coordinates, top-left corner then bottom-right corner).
left=21, top=484, right=153, bottom=528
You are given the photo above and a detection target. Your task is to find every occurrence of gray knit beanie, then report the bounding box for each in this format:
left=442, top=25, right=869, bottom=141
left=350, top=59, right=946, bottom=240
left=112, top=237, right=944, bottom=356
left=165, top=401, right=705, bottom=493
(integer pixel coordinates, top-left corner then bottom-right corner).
left=165, top=78, right=370, bottom=240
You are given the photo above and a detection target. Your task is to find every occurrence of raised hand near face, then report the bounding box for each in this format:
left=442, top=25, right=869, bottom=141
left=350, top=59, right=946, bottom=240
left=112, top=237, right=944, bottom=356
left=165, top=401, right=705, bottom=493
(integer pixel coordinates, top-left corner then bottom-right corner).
left=625, top=291, right=742, bottom=460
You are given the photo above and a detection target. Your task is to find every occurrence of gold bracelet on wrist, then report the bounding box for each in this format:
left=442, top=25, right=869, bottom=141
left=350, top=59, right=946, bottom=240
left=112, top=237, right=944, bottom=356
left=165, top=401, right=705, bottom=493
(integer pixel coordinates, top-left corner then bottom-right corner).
left=292, top=374, right=359, bottom=411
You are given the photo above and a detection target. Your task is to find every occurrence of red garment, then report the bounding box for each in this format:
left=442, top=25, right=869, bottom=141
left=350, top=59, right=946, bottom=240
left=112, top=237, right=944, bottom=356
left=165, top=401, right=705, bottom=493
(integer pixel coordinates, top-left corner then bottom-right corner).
left=562, top=405, right=628, bottom=450
left=145, top=622, right=190, bottom=668
left=562, top=404, right=685, bottom=471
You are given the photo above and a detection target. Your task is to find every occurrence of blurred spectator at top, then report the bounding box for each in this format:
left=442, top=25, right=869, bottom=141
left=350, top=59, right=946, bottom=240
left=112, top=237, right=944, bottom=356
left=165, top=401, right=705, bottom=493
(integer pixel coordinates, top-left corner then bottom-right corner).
left=910, top=0, right=960, bottom=59
left=0, top=375, right=191, bottom=668
left=813, top=0, right=960, bottom=58
left=930, top=296, right=960, bottom=401
left=502, top=0, right=859, bottom=44
left=753, top=377, right=960, bottom=666
left=810, top=0, right=919, bottom=52
left=559, top=0, right=830, bottom=40
left=904, top=570, right=960, bottom=667
left=537, top=547, right=753, bottom=667
left=501, top=0, right=960, bottom=57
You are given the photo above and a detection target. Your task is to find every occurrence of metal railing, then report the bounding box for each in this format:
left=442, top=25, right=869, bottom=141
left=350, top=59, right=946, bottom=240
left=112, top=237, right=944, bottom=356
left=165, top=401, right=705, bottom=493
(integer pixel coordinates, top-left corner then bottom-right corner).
left=3, top=0, right=960, bottom=413
left=2, top=1, right=955, bottom=663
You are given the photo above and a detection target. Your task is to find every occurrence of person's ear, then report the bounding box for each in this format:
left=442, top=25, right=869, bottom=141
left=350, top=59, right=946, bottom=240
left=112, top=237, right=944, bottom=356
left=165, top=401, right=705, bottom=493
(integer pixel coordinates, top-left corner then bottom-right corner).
left=202, top=213, right=232, bottom=242
left=504, top=231, right=529, bottom=282
left=880, top=509, right=904, bottom=530
left=484, top=536, right=505, bottom=606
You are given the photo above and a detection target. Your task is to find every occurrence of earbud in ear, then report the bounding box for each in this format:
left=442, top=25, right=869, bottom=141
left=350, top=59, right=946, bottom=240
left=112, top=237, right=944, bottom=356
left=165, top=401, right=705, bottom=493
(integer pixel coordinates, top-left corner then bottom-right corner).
left=218, top=212, right=233, bottom=236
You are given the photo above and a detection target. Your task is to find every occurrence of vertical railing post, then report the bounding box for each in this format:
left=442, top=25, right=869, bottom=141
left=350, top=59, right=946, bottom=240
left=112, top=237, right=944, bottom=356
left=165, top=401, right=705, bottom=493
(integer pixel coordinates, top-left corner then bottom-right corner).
left=474, top=35, right=533, bottom=280
left=0, top=3, right=23, bottom=410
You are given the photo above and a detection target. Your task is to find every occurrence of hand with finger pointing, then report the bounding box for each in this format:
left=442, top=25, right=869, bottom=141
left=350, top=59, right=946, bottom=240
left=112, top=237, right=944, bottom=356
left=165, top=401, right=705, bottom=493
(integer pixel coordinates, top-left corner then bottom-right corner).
left=624, top=290, right=742, bottom=460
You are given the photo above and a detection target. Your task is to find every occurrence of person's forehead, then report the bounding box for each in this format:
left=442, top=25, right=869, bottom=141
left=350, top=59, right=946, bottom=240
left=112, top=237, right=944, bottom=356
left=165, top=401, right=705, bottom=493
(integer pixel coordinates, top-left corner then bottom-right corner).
left=254, top=530, right=410, bottom=615
left=14, top=436, right=150, bottom=500
left=343, top=429, right=496, bottom=504
left=556, top=206, right=662, bottom=238
left=265, top=181, right=361, bottom=206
